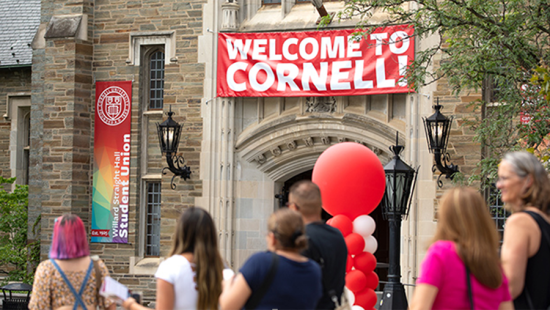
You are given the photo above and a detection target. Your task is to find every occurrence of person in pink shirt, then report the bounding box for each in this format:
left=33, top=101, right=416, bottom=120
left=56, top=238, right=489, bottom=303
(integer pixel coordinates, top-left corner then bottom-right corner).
left=410, top=187, right=513, bottom=310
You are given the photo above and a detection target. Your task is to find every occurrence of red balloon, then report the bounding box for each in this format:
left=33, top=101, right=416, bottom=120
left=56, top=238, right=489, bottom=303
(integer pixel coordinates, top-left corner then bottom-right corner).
left=346, top=255, right=353, bottom=272
left=354, top=288, right=378, bottom=309
left=345, top=270, right=367, bottom=293
left=353, top=252, right=377, bottom=274
left=328, top=214, right=353, bottom=237
left=345, top=233, right=366, bottom=256
left=365, top=271, right=379, bottom=290
left=312, top=142, right=385, bottom=220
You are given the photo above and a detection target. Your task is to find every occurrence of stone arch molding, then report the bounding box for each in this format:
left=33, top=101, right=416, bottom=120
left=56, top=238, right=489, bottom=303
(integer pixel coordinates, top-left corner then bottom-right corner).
left=235, top=115, right=403, bottom=182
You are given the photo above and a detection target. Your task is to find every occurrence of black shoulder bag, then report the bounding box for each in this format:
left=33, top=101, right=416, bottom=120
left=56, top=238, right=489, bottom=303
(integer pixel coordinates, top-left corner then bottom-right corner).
left=245, top=252, right=279, bottom=310
left=466, top=267, right=474, bottom=310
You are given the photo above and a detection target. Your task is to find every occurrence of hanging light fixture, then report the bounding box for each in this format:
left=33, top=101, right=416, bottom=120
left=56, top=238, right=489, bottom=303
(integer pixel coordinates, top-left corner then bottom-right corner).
left=422, top=98, right=459, bottom=187
left=156, top=107, right=191, bottom=189
left=379, top=132, right=418, bottom=310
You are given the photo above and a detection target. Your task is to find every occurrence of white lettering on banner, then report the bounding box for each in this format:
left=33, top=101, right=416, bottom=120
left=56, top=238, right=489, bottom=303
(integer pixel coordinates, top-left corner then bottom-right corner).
left=389, top=31, right=410, bottom=54
left=282, top=38, right=299, bottom=61
left=218, top=26, right=415, bottom=96
left=252, top=39, right=267, bottom=60
left=354, top=60, right=373, bottom=89
left=376, top=58, right=395, bottom=88
left=227, top=39, right=251, bottom=60
left=249, top=63, right=275, bottom=91
left=321, top=36, right=345, bottom=59
left=331, top=61, right=352, bottom=90
left=226, top=60, right=398, bottom=92
left=302, top=63, right=328, bottom=91
left=347, top=36, right=362, bottom=58
left=370, top=33, right=388, bottom=56
left=277, top=64, right=300, bottom=91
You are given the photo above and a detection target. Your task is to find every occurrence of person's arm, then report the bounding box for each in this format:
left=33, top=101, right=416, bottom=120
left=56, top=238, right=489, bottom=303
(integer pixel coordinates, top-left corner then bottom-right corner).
left=501, top=213, right=534, bottom=298
left=123, top=297, right=150, bottom=310
left=409, top=284, right=438, bottom=310
left=155, top=279, right=175, bottom=310
left=498, top=301, right=514, bottom=310
left=219, top=274, right=252, bottom=310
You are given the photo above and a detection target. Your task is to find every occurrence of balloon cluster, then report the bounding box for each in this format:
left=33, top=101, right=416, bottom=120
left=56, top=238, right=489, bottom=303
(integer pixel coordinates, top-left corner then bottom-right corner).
left=312, top=142, right=385, bottom=310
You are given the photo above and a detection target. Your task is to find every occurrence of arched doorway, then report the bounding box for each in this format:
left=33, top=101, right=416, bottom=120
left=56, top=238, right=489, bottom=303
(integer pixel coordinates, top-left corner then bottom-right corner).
left=277, top=169, right=389, bottom=284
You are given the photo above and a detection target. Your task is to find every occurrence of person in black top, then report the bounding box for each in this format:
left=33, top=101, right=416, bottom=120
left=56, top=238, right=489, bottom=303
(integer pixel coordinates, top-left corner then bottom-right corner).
left=288, top=180, right=348, bottom=310
left=498, top=151, right=550, bottom=309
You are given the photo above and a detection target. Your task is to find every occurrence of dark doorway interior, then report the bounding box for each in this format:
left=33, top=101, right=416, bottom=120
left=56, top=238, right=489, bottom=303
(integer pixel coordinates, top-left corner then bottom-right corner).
left=276, top=170, right=389, bottom=284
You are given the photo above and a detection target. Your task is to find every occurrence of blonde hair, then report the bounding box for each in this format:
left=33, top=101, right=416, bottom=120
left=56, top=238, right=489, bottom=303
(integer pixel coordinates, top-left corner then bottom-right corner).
left=433, top=187, right=502, bottom=289
left=170, top=207, right=223, bottom=310
left=268, top=208, right=308, bottom=252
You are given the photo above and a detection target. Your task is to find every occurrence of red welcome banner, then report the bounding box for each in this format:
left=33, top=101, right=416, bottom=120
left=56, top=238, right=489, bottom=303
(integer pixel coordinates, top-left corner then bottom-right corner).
left=91, top=81, right=132, bottom=243
left=217, top=25, right=414, bottom=97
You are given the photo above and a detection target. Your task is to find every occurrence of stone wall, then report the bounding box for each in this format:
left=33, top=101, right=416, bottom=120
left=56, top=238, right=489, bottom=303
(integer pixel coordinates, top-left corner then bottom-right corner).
left=29, top=0, right=207, bottom=303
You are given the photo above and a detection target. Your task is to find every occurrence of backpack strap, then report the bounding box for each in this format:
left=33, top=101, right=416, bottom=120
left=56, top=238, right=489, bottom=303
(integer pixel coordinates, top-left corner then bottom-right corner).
left=466, top=267, right=474, bottom=310
left=245, top=252, right=280, bottom=310
left=50, top=258, right=93, bottom=310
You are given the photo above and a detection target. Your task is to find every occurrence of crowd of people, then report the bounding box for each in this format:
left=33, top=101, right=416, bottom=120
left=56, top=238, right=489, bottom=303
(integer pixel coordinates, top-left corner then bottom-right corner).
left=28, top=151, right=550, bottom=310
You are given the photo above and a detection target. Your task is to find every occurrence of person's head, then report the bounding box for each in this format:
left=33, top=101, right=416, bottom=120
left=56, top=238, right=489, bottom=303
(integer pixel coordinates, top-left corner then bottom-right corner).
left=288, top=180, right=323, bottom=222
left=49, top=214, right=90, bottom=260
left=497, top=151, right=550, bottom=212
left=267, top=208, right=308, bottom=253
left=170, top=207, right=223, bottom=310
left=434, top=187, right=501, bottom=289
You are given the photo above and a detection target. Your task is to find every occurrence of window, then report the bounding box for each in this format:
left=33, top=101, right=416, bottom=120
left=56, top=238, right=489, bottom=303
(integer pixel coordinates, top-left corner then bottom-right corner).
left=263, top=0, right=281, bottom=3
left=145, top=181, right=161, bottom=256
left=487, top=186, right=509, bottom=244
left=7, top=95, right=31, bottom=186
left=148, top=50, right=165, bottom=110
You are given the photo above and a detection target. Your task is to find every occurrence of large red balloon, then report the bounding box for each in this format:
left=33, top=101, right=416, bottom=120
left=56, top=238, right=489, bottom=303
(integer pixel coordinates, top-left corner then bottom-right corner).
left=365, top=271, right=380, bottom=290
left=312, top=142, right=385, bottom=220
left=345, top=233, right=366, bottom=256
left=328, top=214, right=353, bottom=237
left=354, top=288, right=378, bottom=309
left=353, top=252, right=377, bottom=274
left=345, top=270, right=367, bottom=293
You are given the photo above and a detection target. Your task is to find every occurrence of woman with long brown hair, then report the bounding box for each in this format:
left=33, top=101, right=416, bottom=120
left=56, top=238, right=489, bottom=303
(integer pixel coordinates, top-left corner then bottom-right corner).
left=410, top=187, right=513, bottom=310
left=124, top=207, right=224, bottom=310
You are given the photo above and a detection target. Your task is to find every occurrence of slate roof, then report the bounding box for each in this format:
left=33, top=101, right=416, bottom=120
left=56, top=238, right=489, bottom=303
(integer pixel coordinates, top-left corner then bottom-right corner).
left=0, top=0, right=40, bottom=67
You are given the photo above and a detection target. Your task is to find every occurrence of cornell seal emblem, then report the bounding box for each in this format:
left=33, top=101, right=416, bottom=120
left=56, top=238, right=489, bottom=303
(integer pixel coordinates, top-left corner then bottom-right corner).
left=97, top=86, right=131, bottom=126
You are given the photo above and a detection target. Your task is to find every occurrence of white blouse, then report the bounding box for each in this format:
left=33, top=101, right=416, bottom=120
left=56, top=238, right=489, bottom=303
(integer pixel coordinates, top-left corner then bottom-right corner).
left=155, top=255, right=197, bottom=310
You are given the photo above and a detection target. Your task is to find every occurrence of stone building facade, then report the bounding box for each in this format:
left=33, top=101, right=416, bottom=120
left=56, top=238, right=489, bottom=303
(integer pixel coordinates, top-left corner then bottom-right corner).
left=0, top=0, right=484, bottom=304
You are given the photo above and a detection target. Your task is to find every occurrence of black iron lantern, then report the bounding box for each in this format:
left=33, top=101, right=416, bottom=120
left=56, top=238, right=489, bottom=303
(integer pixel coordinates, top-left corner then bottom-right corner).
left=422, top=98, right=459, bottom=187
left=382, top=136, right=418, bottom=220
left=379, top=133, right=417, bottom=310
left=156, top=108, right=191, bottom=189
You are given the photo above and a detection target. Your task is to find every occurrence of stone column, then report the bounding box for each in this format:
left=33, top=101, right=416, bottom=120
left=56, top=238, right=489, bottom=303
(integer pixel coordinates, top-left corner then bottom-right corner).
left=37, top=1, right=94, bottom=258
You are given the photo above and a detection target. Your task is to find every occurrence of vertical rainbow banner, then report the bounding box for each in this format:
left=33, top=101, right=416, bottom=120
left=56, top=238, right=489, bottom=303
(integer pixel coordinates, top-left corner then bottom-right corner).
left=91, top=81, right=132, bottom=243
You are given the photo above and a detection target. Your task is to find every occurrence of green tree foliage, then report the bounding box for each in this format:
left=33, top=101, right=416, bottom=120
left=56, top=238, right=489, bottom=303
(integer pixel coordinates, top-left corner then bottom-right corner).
left=0, top=177, right=39, bottom=285
left=337, top=0, right=550, bottom=185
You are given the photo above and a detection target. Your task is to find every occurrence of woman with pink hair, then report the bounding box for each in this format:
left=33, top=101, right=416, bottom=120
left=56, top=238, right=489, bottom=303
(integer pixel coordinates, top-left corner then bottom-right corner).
left=29, top=214, right=116, bottom=310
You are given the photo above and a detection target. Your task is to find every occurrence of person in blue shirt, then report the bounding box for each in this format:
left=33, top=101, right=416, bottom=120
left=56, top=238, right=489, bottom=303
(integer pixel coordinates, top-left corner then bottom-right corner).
left=219, top=208, right=322, bottom=310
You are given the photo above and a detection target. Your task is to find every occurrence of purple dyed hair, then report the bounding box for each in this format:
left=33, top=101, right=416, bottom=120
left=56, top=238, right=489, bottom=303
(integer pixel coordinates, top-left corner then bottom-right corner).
left=49, top=214, right=90, bottom=259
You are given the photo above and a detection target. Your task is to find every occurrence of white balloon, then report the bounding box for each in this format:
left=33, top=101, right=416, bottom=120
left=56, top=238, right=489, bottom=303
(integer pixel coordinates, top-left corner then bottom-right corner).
left=352, top=306, right=365, bottom=310
left=344, top=287, right=355, bottom=306
left=364, top=235, right=378, bottom=254
left=353, top=215, right=376, bottom=237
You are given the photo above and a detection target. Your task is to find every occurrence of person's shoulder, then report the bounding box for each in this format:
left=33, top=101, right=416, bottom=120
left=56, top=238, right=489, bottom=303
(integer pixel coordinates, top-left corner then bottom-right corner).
left=247, top=251, right=272, bottom=262
left=427, top=240, right=456, bottom=256
left=506, top=211, right=538, bottom=230
left=160, top=255, right=191, bottom=270
left=307, top=222, right=344, bottom=238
